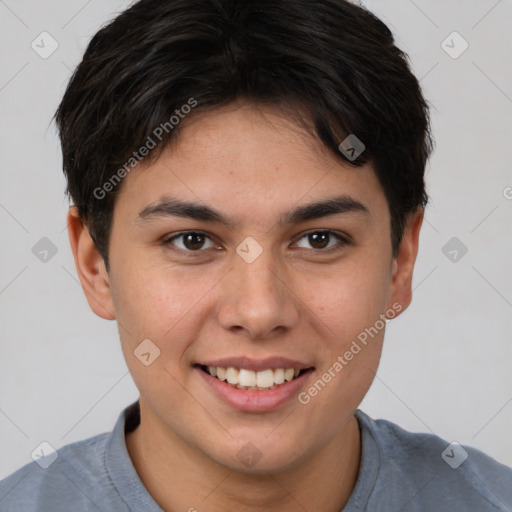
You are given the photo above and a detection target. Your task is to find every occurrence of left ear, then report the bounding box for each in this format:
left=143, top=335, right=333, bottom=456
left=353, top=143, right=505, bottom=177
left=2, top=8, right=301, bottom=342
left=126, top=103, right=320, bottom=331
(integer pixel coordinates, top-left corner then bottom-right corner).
left=387, top=207, right=424, bottom=315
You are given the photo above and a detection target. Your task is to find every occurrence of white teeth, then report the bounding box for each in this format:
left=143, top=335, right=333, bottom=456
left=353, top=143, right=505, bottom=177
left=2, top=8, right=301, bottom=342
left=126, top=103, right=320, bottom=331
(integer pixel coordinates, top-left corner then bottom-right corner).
left=256, top=369, right=275, bottom=388
left=274, top=368, right=285, bottom=385
left=238, top=369, right=256, bottom=387
left=205, top=366, right=305, bottom=389
left=226, top=367, right=239, bottom=385
left=217, top=367, right=226, bottom=381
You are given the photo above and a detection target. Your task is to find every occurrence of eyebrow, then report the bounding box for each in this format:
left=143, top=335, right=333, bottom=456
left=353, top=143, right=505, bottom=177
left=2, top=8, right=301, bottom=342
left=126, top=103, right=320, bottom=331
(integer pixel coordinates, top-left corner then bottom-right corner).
left=137, top=194, right=370, bottom=228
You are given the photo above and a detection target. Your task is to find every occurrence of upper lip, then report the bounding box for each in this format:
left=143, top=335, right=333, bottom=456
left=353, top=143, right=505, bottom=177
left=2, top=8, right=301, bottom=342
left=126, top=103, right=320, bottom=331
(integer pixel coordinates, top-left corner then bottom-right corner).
left=197, top=357, right=314, bottom=372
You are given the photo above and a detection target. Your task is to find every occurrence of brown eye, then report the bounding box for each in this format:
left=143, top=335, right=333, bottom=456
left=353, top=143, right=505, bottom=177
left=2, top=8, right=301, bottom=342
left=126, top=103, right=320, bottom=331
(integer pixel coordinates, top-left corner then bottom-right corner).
left=308, top=232, right=330, bottom=249
left=183, top=233, right=206, bottom=250
left=295, top=230, right=349, bottom=251
left=164, top=231, right=216, bottom=252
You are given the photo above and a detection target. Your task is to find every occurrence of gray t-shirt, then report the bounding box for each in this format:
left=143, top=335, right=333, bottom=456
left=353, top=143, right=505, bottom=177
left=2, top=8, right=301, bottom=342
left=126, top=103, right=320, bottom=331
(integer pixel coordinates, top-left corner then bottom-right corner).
left=1, top=400, right=511, bottom=511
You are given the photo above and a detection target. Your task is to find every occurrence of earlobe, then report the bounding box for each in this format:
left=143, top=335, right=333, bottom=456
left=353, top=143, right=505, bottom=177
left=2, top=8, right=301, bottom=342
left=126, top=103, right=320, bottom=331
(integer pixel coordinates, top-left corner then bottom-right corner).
left=67, top=206, right=116, bottom=320
left=387, top=208, right=424, bottom=316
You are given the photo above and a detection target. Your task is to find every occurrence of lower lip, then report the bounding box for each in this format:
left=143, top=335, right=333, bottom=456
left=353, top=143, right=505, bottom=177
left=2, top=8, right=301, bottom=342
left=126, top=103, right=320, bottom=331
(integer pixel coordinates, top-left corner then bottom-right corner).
left=195, top=366, right=314, bottom=413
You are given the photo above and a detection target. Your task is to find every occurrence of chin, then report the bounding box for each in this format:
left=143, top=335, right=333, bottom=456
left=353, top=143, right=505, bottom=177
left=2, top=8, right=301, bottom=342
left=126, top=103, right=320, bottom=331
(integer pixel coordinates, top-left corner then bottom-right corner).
left=208, top=439, right=309, bottom=475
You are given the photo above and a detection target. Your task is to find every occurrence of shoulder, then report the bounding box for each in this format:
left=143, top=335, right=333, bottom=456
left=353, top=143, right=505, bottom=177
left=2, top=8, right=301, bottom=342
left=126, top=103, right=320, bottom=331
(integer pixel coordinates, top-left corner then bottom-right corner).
left=356, top=410, right=512, bottom=511
left=0, top=431, right=125, bottom=512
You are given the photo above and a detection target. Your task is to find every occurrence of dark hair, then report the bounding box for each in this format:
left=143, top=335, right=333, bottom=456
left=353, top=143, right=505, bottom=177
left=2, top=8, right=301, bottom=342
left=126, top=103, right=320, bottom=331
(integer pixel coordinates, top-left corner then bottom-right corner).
left=55, top=0, right=433, bottom=272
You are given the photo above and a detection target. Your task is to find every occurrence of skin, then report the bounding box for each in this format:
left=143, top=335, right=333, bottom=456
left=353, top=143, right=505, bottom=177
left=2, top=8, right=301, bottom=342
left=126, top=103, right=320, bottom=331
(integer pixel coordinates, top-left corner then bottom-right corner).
left=67, top=102, right=423, bottom=512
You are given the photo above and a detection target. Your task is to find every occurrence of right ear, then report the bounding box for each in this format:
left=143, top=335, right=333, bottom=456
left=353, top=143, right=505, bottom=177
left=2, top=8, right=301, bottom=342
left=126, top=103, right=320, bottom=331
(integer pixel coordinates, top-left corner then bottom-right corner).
left=66, top=206, right=116, bottom=320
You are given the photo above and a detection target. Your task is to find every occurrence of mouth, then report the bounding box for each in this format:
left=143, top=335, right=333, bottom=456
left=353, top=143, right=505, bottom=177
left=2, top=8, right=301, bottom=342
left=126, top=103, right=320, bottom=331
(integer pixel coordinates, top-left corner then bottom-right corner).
left=196, top=364, right=314, bottom=391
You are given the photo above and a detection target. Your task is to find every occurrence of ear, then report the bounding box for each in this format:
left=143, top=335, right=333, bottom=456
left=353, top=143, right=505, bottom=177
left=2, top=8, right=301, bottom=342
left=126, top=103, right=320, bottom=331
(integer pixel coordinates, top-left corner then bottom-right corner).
left=387, top=207, right=424, bottom=316
left=67, top=206, right=115, bottom=320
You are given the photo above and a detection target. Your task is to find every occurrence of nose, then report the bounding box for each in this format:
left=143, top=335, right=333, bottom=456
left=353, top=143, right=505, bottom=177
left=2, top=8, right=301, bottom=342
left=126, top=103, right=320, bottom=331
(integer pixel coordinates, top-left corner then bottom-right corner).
left=216, top=245, right=301, bottom=340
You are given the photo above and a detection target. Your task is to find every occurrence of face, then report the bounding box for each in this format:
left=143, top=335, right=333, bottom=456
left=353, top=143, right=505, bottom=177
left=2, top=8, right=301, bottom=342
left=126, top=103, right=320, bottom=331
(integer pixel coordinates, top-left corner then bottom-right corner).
left=70, top=102, right=421, bottom=474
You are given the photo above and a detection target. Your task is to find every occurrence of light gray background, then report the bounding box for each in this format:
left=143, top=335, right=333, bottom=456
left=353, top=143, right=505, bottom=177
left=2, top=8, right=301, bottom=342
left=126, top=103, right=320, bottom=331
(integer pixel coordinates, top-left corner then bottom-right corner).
left=1, top=0, right=511, bottom=479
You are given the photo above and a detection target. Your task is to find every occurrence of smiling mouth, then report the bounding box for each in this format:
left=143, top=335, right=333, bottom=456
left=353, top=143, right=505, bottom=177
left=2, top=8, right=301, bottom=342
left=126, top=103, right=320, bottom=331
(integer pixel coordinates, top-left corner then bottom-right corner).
left=197, top=364, right=313, bottom=391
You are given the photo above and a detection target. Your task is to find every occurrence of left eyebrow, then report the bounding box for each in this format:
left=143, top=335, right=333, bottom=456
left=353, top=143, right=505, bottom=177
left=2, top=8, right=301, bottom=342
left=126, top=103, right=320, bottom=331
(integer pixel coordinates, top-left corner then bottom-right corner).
left=136, top=194, right=370, bottom=228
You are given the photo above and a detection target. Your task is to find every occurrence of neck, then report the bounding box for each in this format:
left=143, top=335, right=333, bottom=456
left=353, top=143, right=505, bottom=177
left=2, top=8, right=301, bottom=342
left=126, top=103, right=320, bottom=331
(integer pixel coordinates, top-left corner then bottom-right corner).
left=126, top=403, right=361, bottom=512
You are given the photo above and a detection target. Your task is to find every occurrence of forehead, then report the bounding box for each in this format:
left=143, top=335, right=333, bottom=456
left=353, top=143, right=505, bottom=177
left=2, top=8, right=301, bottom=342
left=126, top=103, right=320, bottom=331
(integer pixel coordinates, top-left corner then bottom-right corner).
left=112, top=103, right=388, bottom=226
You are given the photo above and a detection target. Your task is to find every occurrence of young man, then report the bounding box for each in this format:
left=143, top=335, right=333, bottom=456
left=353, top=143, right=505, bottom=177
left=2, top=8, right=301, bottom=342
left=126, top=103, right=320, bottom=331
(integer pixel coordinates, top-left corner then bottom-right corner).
left=1, top=0, right=511, bottom=510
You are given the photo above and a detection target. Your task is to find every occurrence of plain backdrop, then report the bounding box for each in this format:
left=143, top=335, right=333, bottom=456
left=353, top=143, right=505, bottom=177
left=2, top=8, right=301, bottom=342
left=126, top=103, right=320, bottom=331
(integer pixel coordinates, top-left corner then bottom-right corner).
left=1, top=0, right=511, bottom=480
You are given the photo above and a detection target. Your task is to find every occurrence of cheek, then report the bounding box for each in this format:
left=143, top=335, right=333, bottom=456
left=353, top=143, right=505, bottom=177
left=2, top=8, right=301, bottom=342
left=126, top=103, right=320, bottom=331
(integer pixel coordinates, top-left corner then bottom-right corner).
left=110, top=260, right=216, bottom=370
left=300, top=274, right=387, bottom=425
left=113, top=260, right=193, bottom=326
left=111, top=266, right=212, bottom=403
left=311, top=258, right=392, bottom=342
left=304, top=257, right=391, bottom=408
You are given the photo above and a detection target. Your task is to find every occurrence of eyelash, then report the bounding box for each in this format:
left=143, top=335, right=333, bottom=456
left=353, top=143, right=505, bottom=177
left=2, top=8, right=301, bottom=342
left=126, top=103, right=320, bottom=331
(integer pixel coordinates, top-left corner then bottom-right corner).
left=161, top=230, right=350, bottom=256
